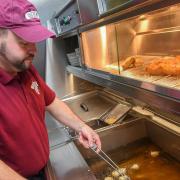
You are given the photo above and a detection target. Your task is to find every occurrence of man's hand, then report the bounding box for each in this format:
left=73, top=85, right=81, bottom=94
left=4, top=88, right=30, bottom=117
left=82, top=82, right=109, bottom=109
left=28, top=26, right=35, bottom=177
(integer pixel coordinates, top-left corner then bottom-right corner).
left=78, top=125, right=101, bottom=152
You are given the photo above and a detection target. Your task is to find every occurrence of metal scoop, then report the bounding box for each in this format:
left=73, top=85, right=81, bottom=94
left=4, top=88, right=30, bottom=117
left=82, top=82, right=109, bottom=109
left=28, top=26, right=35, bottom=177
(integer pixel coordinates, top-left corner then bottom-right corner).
left=90, top=144, right=131, bottom=180
left=102, top=103, right=131, bottom=125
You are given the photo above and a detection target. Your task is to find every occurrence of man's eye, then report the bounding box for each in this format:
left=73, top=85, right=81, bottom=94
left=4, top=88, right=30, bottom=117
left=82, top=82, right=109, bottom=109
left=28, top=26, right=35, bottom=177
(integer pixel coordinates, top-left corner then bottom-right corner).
left=21, top=42, right=27, bottom=45
left=21, top=41, right=27, bottom=44
left=17, top=39, right=27, bottom=45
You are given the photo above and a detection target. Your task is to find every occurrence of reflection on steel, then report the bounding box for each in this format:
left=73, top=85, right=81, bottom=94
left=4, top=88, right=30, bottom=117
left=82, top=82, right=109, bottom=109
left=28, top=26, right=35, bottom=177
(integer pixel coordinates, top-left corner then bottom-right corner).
left=100, top=26, right=107, bottom=67
left=63, top=90, right=118, bottom=121
left=98, top=0, right=160, bottom=16
left=82, top=24, right=119, bottom=74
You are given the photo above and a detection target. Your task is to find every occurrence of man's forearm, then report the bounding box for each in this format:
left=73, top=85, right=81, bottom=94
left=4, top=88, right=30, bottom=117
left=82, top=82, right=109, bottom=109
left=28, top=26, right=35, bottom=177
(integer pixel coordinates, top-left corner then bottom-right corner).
left=46, top=97, right=86, bottom=132
left=46, top=97, right=102, bottom=150
left=0, top=160, right=27, bottom=180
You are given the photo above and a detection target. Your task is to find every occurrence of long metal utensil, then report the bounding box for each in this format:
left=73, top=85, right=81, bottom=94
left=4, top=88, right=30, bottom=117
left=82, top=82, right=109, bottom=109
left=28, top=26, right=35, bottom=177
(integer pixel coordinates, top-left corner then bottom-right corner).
left=90, top=144, right=131, bottom=179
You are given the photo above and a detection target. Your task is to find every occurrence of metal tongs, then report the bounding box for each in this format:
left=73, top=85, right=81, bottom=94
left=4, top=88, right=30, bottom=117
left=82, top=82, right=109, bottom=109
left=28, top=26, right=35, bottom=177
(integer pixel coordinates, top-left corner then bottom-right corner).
left=90, top=144, right=131, bottom=180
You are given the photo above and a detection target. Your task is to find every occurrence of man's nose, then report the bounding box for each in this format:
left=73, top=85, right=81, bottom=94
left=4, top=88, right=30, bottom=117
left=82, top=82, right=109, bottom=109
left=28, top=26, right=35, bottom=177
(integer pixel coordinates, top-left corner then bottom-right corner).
left=27, top=43, right=36, bottom=54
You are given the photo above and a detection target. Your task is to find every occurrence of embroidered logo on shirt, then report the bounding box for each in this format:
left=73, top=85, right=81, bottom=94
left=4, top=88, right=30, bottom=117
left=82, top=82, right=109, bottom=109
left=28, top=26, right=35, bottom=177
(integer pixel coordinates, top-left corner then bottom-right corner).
left=31, top=81, right=40, bottom=95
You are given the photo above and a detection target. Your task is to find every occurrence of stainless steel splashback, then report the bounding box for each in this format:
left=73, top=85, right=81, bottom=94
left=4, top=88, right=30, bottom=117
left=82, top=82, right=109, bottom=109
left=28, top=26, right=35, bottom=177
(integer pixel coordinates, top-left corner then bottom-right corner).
left=116, top=4, right=180, bottom=58
left=82, top=24, right=119, bottom=74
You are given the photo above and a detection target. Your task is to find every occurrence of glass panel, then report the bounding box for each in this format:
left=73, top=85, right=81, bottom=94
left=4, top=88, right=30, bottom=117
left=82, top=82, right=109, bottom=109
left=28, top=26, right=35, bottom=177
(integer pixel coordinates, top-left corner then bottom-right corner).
left=82, top=24, right=119, bottom=75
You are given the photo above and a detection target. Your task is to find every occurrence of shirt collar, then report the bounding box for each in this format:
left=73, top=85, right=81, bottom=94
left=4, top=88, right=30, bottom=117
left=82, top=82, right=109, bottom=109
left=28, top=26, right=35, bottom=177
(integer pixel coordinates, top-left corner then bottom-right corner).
left=0, top=67, right=17, bottom=85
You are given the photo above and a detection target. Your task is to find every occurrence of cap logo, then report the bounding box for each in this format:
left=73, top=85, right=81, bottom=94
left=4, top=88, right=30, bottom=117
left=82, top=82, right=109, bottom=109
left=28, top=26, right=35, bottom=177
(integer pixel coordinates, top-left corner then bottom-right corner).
left=25, top=11, right=40, bottom=20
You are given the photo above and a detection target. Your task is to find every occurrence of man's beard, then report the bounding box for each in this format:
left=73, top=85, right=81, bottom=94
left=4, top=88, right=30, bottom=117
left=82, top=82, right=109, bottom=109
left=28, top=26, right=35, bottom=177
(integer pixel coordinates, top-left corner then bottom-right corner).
left=0, top=41, right=34, bottom=72
left=12, top=56, right=34, bottom=72
left=12, top=61, right=29, bottom=71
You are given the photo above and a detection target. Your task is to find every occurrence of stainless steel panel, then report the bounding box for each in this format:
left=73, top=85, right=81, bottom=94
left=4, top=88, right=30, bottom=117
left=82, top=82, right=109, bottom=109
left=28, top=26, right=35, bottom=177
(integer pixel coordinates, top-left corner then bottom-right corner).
left=71, top=118, right=147, bottom=158
left=146, top=120, right=180, bottom=161
left=99, top=0, right=148, bottom=14
left=53, top=1, right=81, bottom=35
left=135, top=5, right=180, bottom=55
left=102, top=0, right=134, bottom=11
left=97, top=0, right=104, bottom=15
left=82, top=24, right=119, bottom=75
left=77, top=0, right=99, bottom=23
left=96, top=0, right=167, bottom=17
left=98, top=119, right=147, bottom=152
left=115, top=5, right=180, bottom=56
left=115, top=4, right=180, bottom=56
left=63, top=91, right=117, bottom=121
left=136, top=31, right=180, bottom=56
left=48, top=127, right=70, bottom=148
left=50, top=0, right=99, bottom=36
left=135, top=5, right=180, bottom=34
left=50, top=143, right=96, bottom=180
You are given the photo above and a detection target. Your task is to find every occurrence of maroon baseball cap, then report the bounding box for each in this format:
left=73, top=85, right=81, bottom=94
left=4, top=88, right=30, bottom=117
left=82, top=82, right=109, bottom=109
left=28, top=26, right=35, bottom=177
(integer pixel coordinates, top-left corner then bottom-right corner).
left=0, top=0, right=55, bottom=42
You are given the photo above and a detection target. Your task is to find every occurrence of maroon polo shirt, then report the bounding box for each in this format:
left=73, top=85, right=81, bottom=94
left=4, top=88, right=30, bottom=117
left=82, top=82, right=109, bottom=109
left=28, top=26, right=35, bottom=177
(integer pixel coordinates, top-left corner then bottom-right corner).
left=0, top=65, right=55, bottom=177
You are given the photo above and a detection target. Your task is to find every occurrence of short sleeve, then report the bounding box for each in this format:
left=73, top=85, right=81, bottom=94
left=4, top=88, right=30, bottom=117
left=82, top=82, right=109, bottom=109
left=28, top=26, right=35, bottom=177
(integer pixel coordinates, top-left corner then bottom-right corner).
left=30, top=66, right=56, bottom=106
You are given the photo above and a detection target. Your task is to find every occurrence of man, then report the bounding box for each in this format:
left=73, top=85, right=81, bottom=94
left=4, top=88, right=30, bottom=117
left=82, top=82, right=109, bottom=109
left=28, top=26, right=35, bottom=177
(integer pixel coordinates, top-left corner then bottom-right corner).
left=0, top=0, right=101, bottom=179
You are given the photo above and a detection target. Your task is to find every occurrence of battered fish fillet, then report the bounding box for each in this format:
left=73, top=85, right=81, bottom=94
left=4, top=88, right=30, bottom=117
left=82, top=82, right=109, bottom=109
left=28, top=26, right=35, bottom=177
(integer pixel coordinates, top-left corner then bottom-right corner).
left=120, top=56, right=143, bottom=70
left=146, top=56, right=180, bottom=76
left=120, top=57, right=136, bottom=70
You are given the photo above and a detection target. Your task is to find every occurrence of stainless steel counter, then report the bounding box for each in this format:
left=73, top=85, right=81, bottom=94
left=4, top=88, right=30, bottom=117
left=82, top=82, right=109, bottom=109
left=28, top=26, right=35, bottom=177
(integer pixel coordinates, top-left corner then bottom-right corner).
left=49, top=142, right=96, bottom=180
